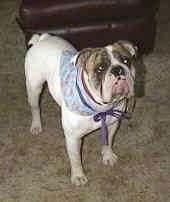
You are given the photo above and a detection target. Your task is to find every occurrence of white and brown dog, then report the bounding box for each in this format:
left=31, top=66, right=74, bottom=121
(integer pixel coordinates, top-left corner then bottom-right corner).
left=25, top=33, right=137, bottom=186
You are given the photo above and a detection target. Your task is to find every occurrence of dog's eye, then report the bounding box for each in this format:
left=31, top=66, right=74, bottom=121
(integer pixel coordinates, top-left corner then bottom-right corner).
left=123, top=59, right=128, bottom=64
left=123, top=57, right=131, bottom=67
left=96, top=66, right=105, bottom=73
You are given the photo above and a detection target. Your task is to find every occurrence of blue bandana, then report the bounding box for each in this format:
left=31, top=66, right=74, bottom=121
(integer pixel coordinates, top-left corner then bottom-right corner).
left=60, top=50, right=96, bottom=115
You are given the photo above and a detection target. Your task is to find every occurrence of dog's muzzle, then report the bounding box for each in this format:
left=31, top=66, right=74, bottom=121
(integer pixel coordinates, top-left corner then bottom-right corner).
left=111, top=65, right=134, bottom=97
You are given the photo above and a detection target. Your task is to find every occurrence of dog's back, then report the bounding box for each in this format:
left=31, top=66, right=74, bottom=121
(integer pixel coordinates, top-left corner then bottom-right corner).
left=25, top=34, right=77, bottom=108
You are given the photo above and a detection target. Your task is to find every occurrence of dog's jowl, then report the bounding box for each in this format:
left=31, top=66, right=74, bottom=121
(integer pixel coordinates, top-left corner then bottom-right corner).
left=25, top=33, right=137, bottom=186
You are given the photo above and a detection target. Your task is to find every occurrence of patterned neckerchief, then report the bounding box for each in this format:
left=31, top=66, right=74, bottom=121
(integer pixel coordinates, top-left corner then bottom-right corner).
left=60, top=50, right=96, bottom=115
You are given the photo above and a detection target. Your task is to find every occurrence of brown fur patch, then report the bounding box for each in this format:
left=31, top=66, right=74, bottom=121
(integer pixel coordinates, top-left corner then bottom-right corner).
left=112, top=42, right=132, bottom=58
left=86, top=48, right=111, bottom=74
left=85, top=48, right=111, bottom=89
left=112, top=42, right=135, bottom=67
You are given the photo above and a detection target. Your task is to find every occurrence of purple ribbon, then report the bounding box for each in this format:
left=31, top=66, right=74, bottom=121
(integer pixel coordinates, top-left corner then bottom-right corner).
left=93, top=107, right=130, bottom=145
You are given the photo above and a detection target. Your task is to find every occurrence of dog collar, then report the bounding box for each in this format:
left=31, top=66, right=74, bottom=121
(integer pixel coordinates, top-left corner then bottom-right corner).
left=60, top=50, right=130, bottom=145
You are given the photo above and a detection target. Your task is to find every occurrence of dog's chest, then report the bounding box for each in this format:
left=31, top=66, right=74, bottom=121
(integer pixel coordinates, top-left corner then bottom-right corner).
left=82, top=115, right=118, bottom=134
left=62, top=103, right=121, bottom=137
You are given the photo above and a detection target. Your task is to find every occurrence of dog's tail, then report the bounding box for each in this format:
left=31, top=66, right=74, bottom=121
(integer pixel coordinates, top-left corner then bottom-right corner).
left=28, top=33, right=50, bottom=47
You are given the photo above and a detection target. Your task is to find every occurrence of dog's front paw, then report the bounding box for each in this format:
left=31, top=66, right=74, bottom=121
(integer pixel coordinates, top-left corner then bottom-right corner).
left=71, top=174, right=88, bottom=186
left=30, top=122, right=42, bottom=135
left=102, top=147, right=118, bottom=166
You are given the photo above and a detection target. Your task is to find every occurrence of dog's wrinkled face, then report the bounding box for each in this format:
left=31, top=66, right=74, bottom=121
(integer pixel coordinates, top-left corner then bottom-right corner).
left=75, top=41, right=137, bottom=103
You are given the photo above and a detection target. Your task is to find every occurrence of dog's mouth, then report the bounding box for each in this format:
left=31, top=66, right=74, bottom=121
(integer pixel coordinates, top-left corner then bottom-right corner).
left=112, top=76, right=130, bottom=97
left=101, top=69, right=134, bottom=103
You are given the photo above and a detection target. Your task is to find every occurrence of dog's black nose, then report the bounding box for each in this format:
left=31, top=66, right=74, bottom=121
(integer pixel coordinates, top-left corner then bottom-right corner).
left=111, top=65, right=126, bottom=77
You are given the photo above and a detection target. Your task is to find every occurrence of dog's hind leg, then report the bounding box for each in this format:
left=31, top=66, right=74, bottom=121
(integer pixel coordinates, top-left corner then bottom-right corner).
left=25, top=71, right=45, bottom=135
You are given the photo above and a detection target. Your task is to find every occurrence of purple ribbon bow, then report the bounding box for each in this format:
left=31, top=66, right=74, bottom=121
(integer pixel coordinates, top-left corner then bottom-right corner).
left=93, top=108, right=130, bottom=145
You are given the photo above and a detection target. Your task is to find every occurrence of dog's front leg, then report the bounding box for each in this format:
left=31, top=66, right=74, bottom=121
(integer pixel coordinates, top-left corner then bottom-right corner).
left=101, top=121, right=119, bottom=166
left=65, top=136, right=88, bottom=186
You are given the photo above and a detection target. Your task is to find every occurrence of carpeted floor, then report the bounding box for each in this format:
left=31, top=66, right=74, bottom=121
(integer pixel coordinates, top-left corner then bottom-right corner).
left=0, top=0, right=170, bottom=201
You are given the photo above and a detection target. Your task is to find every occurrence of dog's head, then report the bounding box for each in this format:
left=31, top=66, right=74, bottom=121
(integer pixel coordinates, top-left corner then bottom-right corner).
left=74, top=40, right=137, bottom=104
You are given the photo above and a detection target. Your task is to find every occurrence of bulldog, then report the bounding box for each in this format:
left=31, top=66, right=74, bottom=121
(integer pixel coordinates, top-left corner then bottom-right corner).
left=25, top=33, right=137, bottom=186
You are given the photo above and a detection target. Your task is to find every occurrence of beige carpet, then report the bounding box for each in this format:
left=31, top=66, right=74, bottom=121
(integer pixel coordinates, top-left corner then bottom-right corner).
left=0, top=0, right=170, bottom=201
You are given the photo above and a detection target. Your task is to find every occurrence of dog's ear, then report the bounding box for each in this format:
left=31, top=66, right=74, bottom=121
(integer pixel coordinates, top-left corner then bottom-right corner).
left=117, top=40, right=138, bottom=58
left=72, top=48, right=93, bottom=69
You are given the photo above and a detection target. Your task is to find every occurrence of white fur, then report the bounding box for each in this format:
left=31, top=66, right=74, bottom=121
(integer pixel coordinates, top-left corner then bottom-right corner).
left=25, top=34, right=125, bottom=185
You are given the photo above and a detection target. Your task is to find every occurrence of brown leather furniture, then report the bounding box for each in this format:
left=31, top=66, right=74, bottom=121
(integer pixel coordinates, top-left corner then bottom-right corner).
left=18, top=0, right=158, bottom=54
